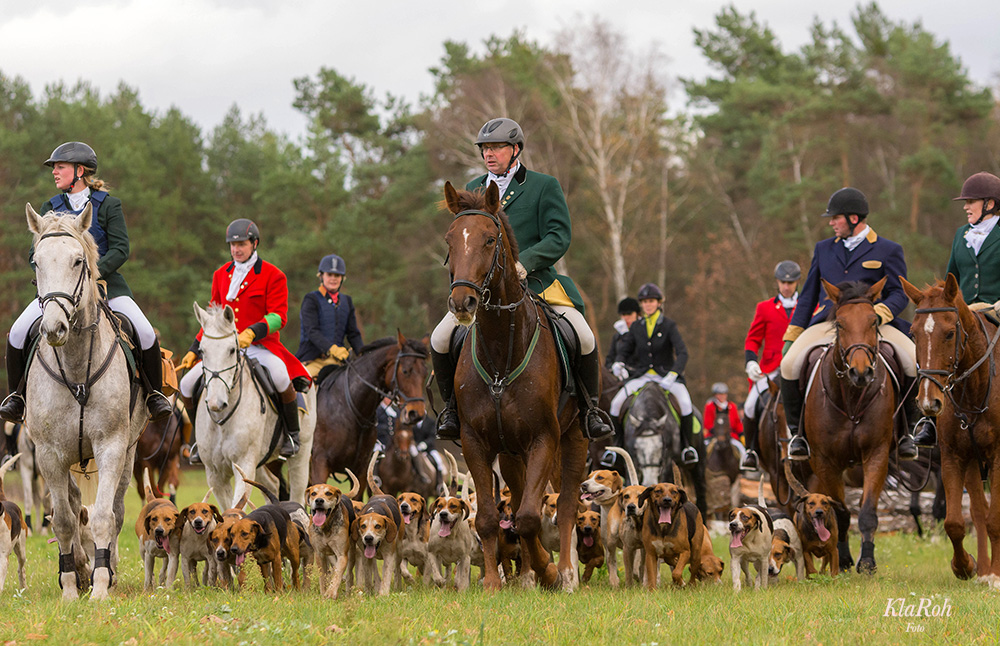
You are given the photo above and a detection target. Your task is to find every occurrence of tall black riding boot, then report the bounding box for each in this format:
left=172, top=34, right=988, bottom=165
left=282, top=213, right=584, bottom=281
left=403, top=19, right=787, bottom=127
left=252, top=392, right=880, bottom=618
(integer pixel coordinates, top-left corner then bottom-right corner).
left=679, top=413, right=699, bottom=465
left=0, top=339, right=27, bottom=424
left=577, top=350, right=614, bottom=441
left=181, top=395, right=201, bottom=465
left=740, top=414, right=760, bottom=472
left=431, top=350, right=460, bottom=441
left=140, top=341, right=173, bottom=422
left=905, top=377, right=937, bottom=448
left=278, top=387, right=301, bottom=458
left=781, top=376, right=809, bottom=460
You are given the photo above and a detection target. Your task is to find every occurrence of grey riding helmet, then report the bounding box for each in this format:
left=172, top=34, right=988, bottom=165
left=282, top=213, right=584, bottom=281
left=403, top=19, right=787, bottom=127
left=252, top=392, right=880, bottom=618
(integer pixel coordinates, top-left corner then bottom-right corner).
left=44, top=141, right=98, bottom=172
left=774, top=260, right=801, bottom=282
left=225, top=218, right=260, bottom=244
left=711, top=382, right=728, bottom=395
left=318, top=254, right=346, bottom=275
left=637, top=283, right=664, bottom=301
left=476, top=118, right=524, bottom=152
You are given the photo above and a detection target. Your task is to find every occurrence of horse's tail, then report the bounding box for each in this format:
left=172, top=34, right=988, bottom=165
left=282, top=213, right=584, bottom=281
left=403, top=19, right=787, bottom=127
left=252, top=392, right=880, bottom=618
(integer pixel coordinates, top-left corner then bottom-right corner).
left=608, top=446, right=639, bottom=486
left=367, top=451, right=385, bottom=497
left=783, top=460, right=810, bottom=499
left=233, top=463, right=281, bottom=505
left=0, top=452, right=21, bottom=501
left=442, top=449, right=459, bottom=496
left=341, top=468, right=360, bottom=499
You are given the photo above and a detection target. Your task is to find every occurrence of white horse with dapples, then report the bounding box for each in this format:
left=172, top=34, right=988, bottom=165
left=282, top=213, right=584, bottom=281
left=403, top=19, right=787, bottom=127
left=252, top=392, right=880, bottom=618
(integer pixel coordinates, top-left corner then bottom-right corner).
left=25, top=203, right=146, bottom=600
left=192, top=302, right=316, bottom=507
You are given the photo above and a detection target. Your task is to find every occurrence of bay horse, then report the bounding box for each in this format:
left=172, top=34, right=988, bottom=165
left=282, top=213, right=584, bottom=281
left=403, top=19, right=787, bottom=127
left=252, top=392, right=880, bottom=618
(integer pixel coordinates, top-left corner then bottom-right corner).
left=802, top=277, right=896, bottom=574
left=902, top=274, right=999, bottom=584
left=443, top=181, right=588, bottom=592
left=310, top=334, right=428, bottom=494
left=757, top=379, right=812, bottom=514
left=192, top=302, right=317, bottom=508
left=25, top=203, right=147, bottom=600
left=705, top=409, right=741, bottom=518
left=132, top=396, right=184, bottom=503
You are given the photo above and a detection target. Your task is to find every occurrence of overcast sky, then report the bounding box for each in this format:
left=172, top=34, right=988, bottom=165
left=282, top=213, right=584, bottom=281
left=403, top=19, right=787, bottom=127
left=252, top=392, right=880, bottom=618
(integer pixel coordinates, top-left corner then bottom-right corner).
left=2, top=0, right=997, bottom=141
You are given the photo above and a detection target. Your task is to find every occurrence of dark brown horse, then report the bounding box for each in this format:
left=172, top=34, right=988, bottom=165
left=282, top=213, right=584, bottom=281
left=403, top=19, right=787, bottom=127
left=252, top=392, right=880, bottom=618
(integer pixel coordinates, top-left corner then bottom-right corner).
left=757, top=379, right=813, bottom=514
left=803, top=278, right=896, bottom=574
left=902, top=274, right=999, bottom=582
left=705, top=409, right=741, bottom=518
left=443, top=181, right=588, bottom=591
left=309, top=332, right=428, bottom=494
left=133, top=397, right=186, bottom=503
left=374, top=425, right=436, bottom=499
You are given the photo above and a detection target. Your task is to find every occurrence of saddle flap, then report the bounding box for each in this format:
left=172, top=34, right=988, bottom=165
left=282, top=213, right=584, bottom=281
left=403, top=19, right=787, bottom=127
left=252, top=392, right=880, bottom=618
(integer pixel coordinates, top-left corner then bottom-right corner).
left=878, top=340, right=903, bottom=390
left=800, top=345, right=827, bottom=393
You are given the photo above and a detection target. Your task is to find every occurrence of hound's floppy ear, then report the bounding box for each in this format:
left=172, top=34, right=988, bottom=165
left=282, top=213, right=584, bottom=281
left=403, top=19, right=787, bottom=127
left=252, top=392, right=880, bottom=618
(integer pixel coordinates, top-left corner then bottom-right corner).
left=460, top=500, right=471, bottom=520
left=210, top=505, right=223, bottom=524
left=350, top=518, right=360, bottom=542
left=794, top=500, right=805, bottom=519
left=677, top=487, right=689, bottom=504
left=638, top=487, right=653, bottom=506
left=829, top=498, right=848, bottom=513
left=384, top=516, right=398, bottom=544
left=144, top=514, right=153, bottom=535
left=178, top=506, right=191, bottom=523
left=251, top=521, right=269, bottom=550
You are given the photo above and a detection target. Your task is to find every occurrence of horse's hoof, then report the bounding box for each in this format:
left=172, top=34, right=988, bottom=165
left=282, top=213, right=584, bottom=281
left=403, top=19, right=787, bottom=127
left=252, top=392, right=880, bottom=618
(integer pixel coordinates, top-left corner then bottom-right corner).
left=856, top=558, right=877, bottom=575
left=952, top=554, right=976, bottom=580
left=539, top=563, right=559, bottom=590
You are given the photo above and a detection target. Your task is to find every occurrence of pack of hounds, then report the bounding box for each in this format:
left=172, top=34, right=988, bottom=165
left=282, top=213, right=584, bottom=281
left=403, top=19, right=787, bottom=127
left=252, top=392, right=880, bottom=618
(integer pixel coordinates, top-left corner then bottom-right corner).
left=0, top=446, right=845, bottom=595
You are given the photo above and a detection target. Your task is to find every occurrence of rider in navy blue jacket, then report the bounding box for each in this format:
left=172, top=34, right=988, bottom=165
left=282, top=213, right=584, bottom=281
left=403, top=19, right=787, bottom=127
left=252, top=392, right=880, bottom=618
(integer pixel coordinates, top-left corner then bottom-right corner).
left=296, top=254, right=363, bottom=376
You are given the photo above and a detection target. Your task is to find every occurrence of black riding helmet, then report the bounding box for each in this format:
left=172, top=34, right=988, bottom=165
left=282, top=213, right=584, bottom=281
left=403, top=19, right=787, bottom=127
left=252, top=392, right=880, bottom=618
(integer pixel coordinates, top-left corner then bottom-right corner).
left=318, top=253, right=346, bottom=275
left=774, top=260, right=802, bottom=282
left=226, top=218, right=260, bottom=249
left=637, top=283, right=664, bottom=301
left=476, top=118, right=524, bottom=177
left=44, top=141, right=98, bottom=192
left=617, top=297, right=640, bottom=315
left=822, top=187, right=869, bottom=236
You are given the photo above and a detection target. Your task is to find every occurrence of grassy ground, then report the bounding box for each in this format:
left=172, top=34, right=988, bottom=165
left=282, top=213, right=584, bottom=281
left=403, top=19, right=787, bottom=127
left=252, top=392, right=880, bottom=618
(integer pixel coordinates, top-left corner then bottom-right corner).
left=1, top=472, right=998, bottom=646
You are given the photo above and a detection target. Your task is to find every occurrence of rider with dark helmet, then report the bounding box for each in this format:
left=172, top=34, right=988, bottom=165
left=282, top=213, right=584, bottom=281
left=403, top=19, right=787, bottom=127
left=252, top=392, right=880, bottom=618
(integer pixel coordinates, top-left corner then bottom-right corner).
left=296, top=253, right=363, bottom=377
left=912, top=171, right=1000, bottom=447
left=606, top=297, right=641, bottom=368
left=780, top=187, right=919, bottom=461
left=177, top=219, right=310, bottom=462
left=1, top=142, right=172, bottom=424
left=739, top=259, right=800, bottom=471
left=430, top=117, right=614, bottom=442
left=609, top=282, right=700, bottom=465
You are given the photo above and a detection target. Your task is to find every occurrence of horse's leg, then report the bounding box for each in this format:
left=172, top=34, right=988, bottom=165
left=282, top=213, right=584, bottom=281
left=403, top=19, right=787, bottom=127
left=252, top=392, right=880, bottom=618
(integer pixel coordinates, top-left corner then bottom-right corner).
left=110, top=440, right=139, bottom=575
left=965, top=463, right=990, bottom=578
left=20, top=455, right=36, bottom=535
left=855, top=444, right=890, bottom=574
left=516, top=434, right=559, bottom=590
left=940, top=451, right=975, bottom=579
left=557, top=427, right=587, bottom=591
left=984, top=456, right=1000, bottom=584
left=207, top=459, right=236, bottom=510
left=466, top=435, right=502, bottom=591
left=38, top=458, right=80, bottom=601
left=89, top=436, right=129, bottom=601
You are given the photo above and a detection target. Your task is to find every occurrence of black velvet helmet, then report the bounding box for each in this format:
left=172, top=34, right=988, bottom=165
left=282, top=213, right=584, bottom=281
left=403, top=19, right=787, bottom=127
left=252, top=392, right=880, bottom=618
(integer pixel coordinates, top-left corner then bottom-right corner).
left=617, top=297, right=640, bottom=315
left=822, top=187, right=869, bottom=218
left=318, top=253, right=346, bottom=275
left=225, top=218, right=260, bottom=244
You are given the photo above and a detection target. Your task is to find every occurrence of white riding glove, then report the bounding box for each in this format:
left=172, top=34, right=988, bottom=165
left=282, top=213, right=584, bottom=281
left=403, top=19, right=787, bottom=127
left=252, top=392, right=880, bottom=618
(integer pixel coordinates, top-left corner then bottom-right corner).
left=515, top=261, right=527, bottom=281
left=660, top=371, right=678, bottom=389
left=746, top=360, right=764, bottom=382
left=611, top=362, right=628, bottom=380
left=613, top=319, right=629, bottom=335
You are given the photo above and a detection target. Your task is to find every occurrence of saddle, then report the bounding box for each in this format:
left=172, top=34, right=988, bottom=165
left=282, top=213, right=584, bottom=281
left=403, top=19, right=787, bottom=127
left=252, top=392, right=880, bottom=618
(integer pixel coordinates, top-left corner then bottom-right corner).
left=800, top=341, right=903, bottom=395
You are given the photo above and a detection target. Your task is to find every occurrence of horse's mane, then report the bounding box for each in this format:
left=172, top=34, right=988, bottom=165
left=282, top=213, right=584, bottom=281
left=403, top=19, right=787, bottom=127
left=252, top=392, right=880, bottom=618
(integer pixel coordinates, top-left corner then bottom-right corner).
left=448, top=187, right=521, bottom=261
left=32, top=211, right=100, bottom=302
left=359, top=336, right=428, bottom=358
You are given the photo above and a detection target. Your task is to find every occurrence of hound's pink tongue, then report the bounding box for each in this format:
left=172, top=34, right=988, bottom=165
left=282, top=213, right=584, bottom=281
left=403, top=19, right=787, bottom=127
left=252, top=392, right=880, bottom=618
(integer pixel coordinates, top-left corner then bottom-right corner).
left=658, top=507, right=672, bottom=524
left=438, top=521, right=453, bottom=537
left=814, top=518, right=832, bottom=542
left=157, top=536, right=170, bottom=553
left=730, top=531, right=745, bottom=549
left=583, top=535, right=594, bottom=547
left=312, top=511, right=328, bottom=527
left=499, top=519, right=513, bottom=530
left=402, top=512, right=412, bottom=525
left=235, top=552, right=245, bottom=566
left=364, top=545, right=377, bottom=559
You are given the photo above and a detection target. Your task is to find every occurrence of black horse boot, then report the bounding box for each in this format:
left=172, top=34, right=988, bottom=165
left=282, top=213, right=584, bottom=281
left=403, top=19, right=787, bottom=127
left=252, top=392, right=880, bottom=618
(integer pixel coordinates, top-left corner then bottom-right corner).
left=679, top=413, right=699, bottom=465
left=781, top=376, right=809, bottom=460
left=0, top=339, right=27, bottom=424
left=278, top=386, right=301, bottom=458
left=431, top=350, right=460, bottom=441
left=181, top=395, right=201, bottom=465
left=577, top=350, right=614, bottom=441
left=140, top=341, right=173, bottom=422
left=740, top=414, right=760, bottom=472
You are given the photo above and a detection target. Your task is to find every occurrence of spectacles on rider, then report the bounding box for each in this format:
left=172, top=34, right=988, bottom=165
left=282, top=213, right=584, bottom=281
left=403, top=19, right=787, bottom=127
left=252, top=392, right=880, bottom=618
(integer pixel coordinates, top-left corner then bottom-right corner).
left=480, top=143, right=511, bottom=153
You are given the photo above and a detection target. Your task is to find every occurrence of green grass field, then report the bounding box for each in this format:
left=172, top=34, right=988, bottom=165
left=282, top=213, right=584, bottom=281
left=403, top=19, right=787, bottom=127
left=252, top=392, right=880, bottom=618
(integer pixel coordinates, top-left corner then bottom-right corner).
left=1, top=471, right=998, bottom=646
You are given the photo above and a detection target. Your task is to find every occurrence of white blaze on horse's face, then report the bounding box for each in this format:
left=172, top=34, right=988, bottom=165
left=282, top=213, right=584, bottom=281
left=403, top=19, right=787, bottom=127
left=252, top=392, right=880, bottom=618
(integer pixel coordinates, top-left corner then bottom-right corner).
left=194, top=302, right=240, bottom=413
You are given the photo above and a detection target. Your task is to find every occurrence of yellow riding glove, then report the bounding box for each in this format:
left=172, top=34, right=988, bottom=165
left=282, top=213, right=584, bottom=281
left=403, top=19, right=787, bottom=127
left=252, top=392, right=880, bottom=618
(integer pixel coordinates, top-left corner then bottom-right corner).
left=328, top=344, right=350, bottom=361
left=237, top=329, right=256, bottom=349
left=178, top=351, right=198, bottom=370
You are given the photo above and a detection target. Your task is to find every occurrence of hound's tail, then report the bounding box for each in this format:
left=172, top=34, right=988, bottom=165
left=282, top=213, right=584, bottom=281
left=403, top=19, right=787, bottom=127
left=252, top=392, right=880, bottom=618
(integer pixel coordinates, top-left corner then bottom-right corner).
left=367, top=451, right=385, bottom=497
left=232, top=463, right=281, bottom=505
left=783, top=460, right=810, bottom=499
left=339, top=468, right=360, bottom=499
left=0, top=452, right=21, bottom=501
left=608, top=446, right=639, bottom=486
left=442, top=449, right=459, bottom=496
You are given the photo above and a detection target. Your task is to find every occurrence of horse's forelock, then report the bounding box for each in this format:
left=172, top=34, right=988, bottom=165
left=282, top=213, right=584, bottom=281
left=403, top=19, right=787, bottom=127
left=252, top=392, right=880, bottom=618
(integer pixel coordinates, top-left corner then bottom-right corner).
left=34, top=211, right=100, bottom=270
left=202, top=302, right=237, bottom=335
left=448, top=187, right=520, bottom=261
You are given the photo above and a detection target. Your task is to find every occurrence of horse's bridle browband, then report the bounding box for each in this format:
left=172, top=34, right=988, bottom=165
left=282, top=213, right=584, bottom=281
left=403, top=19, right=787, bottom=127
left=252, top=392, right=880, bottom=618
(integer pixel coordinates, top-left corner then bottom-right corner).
left=448, top=209, right=528, bottom=312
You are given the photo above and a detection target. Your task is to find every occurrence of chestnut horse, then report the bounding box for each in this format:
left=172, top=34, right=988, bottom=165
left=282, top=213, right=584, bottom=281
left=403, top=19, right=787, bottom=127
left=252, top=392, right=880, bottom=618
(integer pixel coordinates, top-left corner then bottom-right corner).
left=803, top=278, right=896, bottom=574
left=443, top=181, right=588, bottom=591
left=902, top=274, right=999, bottom=584
left=309, top=333, right=428, bottom=494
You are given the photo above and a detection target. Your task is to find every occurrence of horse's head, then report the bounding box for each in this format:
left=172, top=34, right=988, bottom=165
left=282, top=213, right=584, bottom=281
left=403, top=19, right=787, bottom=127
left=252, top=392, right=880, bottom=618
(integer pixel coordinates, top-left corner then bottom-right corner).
left=27, top=203, right=100, bottom=346
left=378, top=331, right=428, bottom=425
left=194, top=302, right=240, bottom=414
left=442, top=181, right=519, bottom=325
left=824, top=277, right=886, bottom=388
left=902, top=273, right=971, bottom=418
left=712, top=410, right=731, bottom=442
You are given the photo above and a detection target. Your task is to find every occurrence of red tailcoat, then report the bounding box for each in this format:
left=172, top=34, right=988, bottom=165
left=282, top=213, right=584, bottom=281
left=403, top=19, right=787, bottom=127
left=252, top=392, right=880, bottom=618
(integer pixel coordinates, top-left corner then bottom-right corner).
left=744, top=295, right=792, bottom=375
left=703, top=399, right=743, bottom=440
left=197, top=257, right=309, bottom=382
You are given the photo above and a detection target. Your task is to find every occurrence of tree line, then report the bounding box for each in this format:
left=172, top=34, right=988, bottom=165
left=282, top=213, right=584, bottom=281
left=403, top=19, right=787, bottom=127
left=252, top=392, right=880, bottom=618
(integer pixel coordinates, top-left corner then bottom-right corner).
left=0, top=3, right=996, bottom=401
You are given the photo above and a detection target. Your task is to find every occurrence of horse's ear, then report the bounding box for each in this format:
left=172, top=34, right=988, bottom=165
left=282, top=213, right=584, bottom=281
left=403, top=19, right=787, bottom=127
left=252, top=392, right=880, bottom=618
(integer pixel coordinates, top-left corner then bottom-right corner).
left=223, top=305, right=235, bottom=325
left=193, top=302, right=207, bottom=327
left=900, top=276, right=924, bottom=305
left=943, top=273, right=960, bottom=302
left=396, top=329, right=405, bottom=350
left=821, top=278, right=839, bottom=303
left=867, top=276, right=887, bottom=302
left=484, top=182, right=500, bottom=213
left=77, top=202, right=93, bottom=232
left=26, top=203, right=42, bottom=235
left=443, top=181, right=461, bottom=215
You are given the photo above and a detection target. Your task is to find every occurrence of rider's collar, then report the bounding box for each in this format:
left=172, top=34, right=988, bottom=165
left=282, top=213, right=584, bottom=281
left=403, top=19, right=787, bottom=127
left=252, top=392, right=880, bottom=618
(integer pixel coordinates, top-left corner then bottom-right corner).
left=841, top=224, right=871, bottom=251
left=67, top=187, right=91, bottom=212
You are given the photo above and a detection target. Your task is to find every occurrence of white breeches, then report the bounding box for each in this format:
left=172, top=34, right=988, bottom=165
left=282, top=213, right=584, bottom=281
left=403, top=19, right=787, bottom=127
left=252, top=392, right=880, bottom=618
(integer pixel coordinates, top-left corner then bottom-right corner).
left=743, top=369, right=779, bottom=420
left=9, top=295, right=155, bottom=350
left=609, top=373, right=693, bottom=417
left=431, top=306, right=595, bottom=355
left=780, top=322, right=916, bottom=380
left=180, top=345, right=290, bottom=397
